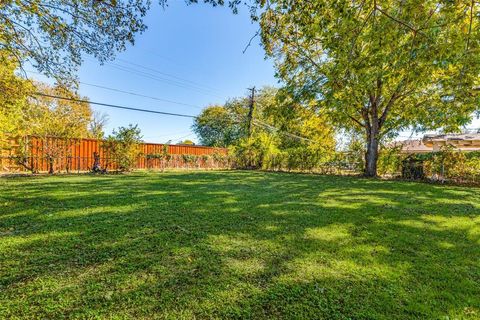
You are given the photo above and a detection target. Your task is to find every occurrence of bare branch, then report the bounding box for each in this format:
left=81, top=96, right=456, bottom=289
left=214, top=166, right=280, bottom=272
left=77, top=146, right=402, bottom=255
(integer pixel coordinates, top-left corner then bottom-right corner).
left=242, top=29, right=260, bottom=54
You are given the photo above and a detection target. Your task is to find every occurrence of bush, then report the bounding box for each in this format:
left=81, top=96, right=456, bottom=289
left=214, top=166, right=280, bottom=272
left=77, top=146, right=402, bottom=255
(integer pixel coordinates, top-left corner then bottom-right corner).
left=398, top=146, right=480, bottom=183
left=378, top=146, right=404, bottom=176
left=231, top=133, right=279, bottom=169
left=103, top=124, right=142, bottom=172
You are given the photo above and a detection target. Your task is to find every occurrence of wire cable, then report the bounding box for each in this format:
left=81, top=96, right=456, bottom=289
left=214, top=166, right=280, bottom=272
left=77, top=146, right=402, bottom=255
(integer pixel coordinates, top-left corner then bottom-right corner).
left=32, top=92, right=197, bottom=119
left=80, top=81, right=203, bottom=110
left=32, top=92, right=318, bottom=143
left=116, top=58, right=220, bottom=93
left=100, top=61, right=224, bottom=99
left=24, top=69, right=203, bottom=110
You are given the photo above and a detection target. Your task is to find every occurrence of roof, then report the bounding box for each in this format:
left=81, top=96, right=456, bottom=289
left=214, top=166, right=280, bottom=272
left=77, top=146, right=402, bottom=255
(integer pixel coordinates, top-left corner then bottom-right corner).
left=393, top=140, right=433, bottom=154
left=423, top=133, right=480, bottom=150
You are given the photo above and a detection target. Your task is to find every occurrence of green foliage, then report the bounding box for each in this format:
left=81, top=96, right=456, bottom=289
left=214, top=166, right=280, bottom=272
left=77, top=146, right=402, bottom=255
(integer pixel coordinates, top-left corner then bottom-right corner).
left=104, top=124, right=142, bottom=172
left=181, top=154, right=198, bottom=164
left=420, top=146, right=480, bottom=182
left=178, top=139, right=195, bottom=145
left=211, top=151, right=230, bottom=166
left=192, top=105, right=245, bottom=147
left=1, top=171, right=479, bottom=318
left=232, top=132, right=279, bottom=169
left=378, top=146, right=480, bottom=182
left=1, top=80, right=94, bottom=174
left=259, top=0, right=480, bottom=176
left=197, top=87, right=336, bottom=171
left=0, top=51, right=33, bottom=144
left=377, top=145, right=404, bottom=176
left=146, top=144, right=171, bottom=162
left=27, top=83, right=92, bottom=139
left=0, top=0, right=150, bottom=84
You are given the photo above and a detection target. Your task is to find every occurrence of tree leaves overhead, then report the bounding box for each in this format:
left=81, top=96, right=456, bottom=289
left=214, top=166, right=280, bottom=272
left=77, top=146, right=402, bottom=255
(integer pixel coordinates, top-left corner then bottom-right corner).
left=260, top=0, right=480, bottom=133
left=0, top=0, right=150, bottom=84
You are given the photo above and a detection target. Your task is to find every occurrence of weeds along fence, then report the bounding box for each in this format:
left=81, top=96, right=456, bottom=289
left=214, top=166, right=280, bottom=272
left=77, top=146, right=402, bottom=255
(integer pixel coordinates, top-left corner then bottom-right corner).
left=0, top=136, right=231, bottom=173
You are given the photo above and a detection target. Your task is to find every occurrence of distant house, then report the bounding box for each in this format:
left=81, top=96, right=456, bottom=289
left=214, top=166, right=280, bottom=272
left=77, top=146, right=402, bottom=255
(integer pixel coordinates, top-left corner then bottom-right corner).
left=395, top=132, right=480, bottom=154
left=394, top=139, right=432, bottom=154
left=422, top=133, right=480, bottom=152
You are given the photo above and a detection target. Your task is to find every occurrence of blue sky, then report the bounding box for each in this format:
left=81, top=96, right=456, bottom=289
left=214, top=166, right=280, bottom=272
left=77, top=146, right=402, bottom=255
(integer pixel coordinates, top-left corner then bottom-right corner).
left=26, top=2, right=479, bottom=143
left=81, top=2, right=278, bottom=144
left=30, top=2, right=277, bottom=144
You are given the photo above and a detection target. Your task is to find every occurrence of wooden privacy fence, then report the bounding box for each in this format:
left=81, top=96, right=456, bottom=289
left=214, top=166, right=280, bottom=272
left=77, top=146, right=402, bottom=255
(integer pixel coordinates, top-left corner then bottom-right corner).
left=1, top=136, right=230, bottom=173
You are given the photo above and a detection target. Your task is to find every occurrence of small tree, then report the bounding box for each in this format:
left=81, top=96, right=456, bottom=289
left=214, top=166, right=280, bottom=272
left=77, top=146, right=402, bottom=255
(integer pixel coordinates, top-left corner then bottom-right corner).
left=24, top=83, right=92, bottom=173
left=88, top=111, right=109, bottom=140
left=104, top=124, right=142, bottom=172
left=177, top=139, right=195, bottom=145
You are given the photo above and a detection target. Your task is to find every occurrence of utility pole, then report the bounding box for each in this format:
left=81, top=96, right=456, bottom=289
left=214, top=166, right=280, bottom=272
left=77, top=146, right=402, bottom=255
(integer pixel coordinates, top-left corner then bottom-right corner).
left=246, top=86, right=256, bottom=137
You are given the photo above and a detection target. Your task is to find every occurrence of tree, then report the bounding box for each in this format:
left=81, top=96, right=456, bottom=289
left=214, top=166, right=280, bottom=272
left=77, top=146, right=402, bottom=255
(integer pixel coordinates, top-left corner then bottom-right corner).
left=259, top=0, right=480, bottom=176
left=194, top=86, right=335, bottom=169
left=104, top=124, right=142, bottom=171
left=0, top=0, right=150, bottom=84
left=27, top=83, right=92, bottom=138
left=25, top=83, right=93, bottom=173
left=177, top=139, right=195, bottom=145
left=192, top=105, right=245, bottom=147
left=0, top=50, right=33, bottom=144
left=88, top=111, right=109, bottom=139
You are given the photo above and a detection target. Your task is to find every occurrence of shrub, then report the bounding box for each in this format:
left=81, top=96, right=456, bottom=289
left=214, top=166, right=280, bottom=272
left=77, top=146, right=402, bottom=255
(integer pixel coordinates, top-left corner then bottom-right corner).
left=181, top=154, right=198, bottom=165
left=400, top=146, right=480, bottom=183
left=378, top=146, right=404, bottom=176
left=103, top=124, right=142, bottom=172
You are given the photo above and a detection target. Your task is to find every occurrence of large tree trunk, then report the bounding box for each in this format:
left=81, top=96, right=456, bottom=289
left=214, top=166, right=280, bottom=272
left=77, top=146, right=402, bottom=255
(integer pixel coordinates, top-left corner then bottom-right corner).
left=365, top=125, right=380, bottom=177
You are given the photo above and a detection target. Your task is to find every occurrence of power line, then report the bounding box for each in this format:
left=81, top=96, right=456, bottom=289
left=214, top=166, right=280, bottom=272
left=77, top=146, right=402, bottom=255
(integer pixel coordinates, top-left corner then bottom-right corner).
left=25, top=69, right=203, bottom=110
left=80, top=81, right=202, bottom=110
left=32, top=92, right=317, bottom=143
left=253, top=119, right=316, bottom=143
left=116, top=58, right=220, bottom=93
left=98, top=60, right=224, bottom=99
left=32, top=92, right=197, bottom=119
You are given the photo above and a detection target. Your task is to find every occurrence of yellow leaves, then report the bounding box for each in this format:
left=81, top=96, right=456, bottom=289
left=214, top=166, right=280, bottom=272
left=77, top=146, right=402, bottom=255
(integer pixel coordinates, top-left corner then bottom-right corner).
left=28, top=82, right=93, bottom=139
left=0, top=51, right=33, bottom=143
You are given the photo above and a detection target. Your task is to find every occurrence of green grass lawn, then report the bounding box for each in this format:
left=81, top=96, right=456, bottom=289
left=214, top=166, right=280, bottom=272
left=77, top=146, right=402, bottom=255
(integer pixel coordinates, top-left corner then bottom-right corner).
left=0, top=171, right=479, bottom=319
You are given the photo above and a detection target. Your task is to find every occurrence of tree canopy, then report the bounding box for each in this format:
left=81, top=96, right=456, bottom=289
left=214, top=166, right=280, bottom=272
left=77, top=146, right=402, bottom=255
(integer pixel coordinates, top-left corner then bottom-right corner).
left=0, top=50, right=33, bottom=144
left=259, top=0, right=480, bottom=175
left=27, top=83, right=92, bottom=139
left=192, top=105, right=244, bottom=147
left=0, top=0, right=150, bottom=84
left=193, top=87, right=335, bottom=170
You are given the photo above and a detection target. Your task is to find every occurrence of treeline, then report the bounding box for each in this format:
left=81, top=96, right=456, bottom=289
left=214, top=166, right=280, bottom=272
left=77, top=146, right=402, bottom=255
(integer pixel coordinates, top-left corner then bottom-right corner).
left=0, top=51, right=108, bottom=144
left=192, top=87, right=340, bottom=172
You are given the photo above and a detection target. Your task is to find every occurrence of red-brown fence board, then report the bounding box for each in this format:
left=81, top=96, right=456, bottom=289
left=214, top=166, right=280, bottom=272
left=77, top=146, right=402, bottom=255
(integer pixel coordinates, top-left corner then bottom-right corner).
left=1, top=136, right=229, bottom=173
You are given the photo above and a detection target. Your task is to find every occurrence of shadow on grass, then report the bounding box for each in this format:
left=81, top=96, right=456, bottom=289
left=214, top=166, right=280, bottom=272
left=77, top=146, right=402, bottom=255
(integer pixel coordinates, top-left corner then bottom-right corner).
left=0, top=171, right=479, bottom=319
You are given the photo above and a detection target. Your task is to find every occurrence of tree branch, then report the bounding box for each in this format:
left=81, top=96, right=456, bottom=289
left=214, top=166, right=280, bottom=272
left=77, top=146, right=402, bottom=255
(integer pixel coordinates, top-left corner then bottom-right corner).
left=242, top=29, right=260, bottom=54
left=346, top=114, right=365, bottom=128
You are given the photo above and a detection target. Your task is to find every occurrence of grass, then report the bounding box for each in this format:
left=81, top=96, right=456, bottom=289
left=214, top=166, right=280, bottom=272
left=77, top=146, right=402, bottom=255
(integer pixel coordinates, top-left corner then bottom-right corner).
left=0, top=171, right=479, bottom=319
